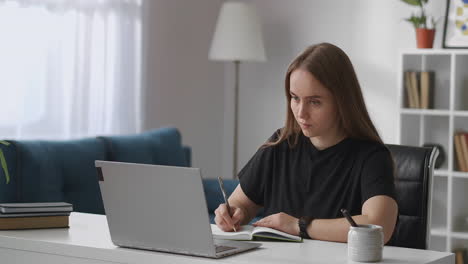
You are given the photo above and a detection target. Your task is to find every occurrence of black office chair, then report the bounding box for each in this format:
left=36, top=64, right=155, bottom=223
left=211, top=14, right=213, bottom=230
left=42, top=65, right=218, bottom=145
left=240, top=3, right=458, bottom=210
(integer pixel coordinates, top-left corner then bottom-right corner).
left=385, top=144, right=439, bottom=249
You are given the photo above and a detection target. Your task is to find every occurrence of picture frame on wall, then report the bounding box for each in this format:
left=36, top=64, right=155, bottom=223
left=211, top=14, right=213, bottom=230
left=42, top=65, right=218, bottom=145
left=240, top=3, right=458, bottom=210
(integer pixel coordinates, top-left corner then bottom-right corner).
left=443, top=0, right=468, bottom=48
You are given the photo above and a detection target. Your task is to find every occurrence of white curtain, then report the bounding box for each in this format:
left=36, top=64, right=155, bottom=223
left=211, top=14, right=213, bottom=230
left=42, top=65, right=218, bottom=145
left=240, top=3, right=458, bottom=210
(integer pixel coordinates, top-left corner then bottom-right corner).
left=0, top=0, right=142, bottom=140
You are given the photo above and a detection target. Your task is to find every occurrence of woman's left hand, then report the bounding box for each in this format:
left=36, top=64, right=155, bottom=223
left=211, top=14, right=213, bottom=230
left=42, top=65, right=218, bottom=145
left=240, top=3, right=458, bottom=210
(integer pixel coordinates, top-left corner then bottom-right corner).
left=253, top=212, right=300, bottom=236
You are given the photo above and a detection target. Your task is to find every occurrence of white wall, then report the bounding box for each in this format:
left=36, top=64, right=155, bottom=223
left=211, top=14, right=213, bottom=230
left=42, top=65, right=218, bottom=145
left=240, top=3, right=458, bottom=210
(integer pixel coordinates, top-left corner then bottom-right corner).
left=142, top=0, right=224, bottom=179
left=236, top=0, right=448, bottom=169
left=141, top=0, right=448, bottom=178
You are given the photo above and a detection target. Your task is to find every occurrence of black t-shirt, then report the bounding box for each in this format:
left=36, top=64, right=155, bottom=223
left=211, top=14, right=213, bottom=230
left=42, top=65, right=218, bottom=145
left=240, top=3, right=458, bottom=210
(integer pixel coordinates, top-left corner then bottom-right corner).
left=238, top=130, right=396, bottom=219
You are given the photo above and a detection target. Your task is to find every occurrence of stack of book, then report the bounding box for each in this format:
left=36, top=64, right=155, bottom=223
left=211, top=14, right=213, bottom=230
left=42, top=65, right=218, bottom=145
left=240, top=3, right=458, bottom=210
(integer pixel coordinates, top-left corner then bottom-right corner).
left=454, top=132, right=468, bottom=172
left=0, top=202, right=73, bottom=230
left=404, top=71, right=435, bottom=109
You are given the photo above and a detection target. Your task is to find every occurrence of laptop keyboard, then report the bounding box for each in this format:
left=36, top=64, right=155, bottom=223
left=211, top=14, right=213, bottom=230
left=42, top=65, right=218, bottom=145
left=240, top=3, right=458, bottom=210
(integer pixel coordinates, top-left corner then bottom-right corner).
left=215, top=245, right=236, bottom=253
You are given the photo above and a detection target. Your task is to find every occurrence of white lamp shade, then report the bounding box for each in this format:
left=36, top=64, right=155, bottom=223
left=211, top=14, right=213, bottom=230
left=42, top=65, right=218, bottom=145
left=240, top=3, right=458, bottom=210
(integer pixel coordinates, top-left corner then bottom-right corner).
left=209, top=1, right=266, bottom=62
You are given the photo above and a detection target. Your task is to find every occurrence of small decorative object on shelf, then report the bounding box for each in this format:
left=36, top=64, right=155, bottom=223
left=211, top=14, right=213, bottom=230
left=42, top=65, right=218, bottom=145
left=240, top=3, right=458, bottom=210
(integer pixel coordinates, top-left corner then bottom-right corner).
left=422, top=143, right=446, bottom=168
left=442, top=0, right=468, bottom=48
left=400, top=0, right=437, bottom=48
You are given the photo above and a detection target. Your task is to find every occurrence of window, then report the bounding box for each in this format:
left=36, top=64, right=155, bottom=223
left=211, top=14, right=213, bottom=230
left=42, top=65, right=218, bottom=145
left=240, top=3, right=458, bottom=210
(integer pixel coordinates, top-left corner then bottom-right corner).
left=0, top=0, right=142, bottom=139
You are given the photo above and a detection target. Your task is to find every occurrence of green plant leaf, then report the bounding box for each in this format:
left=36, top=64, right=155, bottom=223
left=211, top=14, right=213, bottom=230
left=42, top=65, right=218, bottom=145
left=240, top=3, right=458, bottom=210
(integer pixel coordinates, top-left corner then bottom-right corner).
left=0, top=149, right=10, bottom=184
left=405, top=13, right=428, bottom=28
left=400, top=0, right=422, bottom=6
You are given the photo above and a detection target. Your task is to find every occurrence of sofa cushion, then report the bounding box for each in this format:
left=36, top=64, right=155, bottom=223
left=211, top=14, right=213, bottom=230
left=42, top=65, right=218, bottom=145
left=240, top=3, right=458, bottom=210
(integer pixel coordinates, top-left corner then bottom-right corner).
left=99, top=127, right=190, bottom=167
left=9, top=138, right=106, bottom=214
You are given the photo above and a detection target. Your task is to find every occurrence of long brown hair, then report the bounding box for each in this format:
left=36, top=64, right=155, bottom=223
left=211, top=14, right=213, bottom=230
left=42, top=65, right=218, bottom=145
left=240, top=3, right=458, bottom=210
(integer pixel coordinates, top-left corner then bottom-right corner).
left=265, top=42, right=382, bottom=148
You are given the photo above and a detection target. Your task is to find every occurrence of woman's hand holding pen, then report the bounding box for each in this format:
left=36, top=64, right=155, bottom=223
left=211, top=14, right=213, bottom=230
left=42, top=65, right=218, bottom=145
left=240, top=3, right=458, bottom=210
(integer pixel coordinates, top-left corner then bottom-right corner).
left=253, top=212, right=300, bottom=236
left=214, top=203, right=245, bottom=232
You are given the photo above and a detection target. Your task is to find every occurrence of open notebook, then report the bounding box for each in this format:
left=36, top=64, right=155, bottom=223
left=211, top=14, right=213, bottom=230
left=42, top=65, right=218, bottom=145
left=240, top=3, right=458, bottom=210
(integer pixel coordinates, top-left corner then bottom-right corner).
left=211, top=224, right=302, bottom=242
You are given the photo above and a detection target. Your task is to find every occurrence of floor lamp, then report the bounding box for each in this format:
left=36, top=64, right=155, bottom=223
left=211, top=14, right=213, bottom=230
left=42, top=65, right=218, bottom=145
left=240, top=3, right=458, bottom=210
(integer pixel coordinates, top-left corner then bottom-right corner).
left=209, top=2, right=266, bottom=178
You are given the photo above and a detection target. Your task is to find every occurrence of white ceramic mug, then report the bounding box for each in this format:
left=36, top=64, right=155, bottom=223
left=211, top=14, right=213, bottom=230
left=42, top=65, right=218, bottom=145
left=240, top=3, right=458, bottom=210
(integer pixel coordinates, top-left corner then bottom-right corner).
left=348, top=224, right=383, bottom=262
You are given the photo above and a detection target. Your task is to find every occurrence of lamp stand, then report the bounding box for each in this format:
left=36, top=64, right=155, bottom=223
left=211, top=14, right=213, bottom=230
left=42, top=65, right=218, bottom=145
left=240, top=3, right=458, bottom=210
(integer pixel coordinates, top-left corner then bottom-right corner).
left=233, top=60, right=240, bottom=179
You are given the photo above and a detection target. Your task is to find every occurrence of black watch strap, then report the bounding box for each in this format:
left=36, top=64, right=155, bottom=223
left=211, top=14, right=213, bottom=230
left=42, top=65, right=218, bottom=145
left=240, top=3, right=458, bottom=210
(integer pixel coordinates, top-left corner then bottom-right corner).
left=298, top=216, right=314, bottom=239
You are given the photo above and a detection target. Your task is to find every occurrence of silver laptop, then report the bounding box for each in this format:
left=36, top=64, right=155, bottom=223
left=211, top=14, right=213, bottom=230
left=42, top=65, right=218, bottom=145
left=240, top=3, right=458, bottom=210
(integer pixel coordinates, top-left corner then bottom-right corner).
left=95, top=160, right=261, bottom=258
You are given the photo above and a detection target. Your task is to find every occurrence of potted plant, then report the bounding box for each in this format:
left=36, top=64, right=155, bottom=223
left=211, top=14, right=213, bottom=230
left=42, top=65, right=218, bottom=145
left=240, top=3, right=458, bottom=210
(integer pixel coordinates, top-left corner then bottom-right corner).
left=0, top=141, right=11, bottom=184
left=401, top=0, right=436, bottom=48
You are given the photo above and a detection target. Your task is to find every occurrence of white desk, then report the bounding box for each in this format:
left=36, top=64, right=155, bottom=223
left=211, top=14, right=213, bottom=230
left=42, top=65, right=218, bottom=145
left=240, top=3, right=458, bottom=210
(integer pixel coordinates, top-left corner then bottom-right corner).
left=0, top=213, right=454, bottom=264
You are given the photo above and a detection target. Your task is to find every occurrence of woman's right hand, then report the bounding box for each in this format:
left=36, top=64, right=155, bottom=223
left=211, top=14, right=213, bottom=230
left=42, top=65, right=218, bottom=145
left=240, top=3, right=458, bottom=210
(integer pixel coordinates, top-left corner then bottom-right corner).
left=214, top=203, right=245, bottom=232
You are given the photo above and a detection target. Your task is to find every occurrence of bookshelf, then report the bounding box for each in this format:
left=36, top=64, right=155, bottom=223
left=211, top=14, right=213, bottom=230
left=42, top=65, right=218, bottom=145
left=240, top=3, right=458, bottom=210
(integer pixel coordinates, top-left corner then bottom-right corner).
left=398, top=49, right=468, bottom=253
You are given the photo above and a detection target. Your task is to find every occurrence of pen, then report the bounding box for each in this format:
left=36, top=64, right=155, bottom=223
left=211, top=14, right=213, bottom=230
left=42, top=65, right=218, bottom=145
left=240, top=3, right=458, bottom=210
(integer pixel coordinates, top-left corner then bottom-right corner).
left=217, top=177, right=237, bottom=232
left=341, top=208, right=358, bottom=227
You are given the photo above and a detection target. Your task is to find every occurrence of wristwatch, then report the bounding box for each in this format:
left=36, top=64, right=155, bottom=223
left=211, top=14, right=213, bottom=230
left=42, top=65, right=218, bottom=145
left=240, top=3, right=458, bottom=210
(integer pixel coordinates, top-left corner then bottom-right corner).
left=298, top=216, right=314, bottom=239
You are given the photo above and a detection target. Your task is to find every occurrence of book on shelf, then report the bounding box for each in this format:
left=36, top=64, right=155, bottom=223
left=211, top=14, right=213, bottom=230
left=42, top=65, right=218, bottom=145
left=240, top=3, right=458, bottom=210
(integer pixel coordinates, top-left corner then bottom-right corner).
left=454, top=133, right=467, bottom=172
left=211, top=224, right=302, bottom=242
left=420, top=71, right=434, bottom=109
left=405, top=71, right=418, bottom=108
left=457, top=132, right=468, bottom=172
left=463, top=133, right=468, bottom=172
left=410, top=71, right=420, bottom=109
left=403, top=71, right=435, bottom=109
left=0, top=202, right=72, bottom=230
left=0, top=202, right=73, bottom=214
left=453, top=248, right=467, bottom=264
left=404, top=71, right=417, bottom=108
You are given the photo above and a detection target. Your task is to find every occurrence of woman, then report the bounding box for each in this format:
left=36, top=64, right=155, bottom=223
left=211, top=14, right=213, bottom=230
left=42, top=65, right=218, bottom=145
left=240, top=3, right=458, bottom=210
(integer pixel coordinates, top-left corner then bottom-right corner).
left=214, top=43, right=398, bottom=243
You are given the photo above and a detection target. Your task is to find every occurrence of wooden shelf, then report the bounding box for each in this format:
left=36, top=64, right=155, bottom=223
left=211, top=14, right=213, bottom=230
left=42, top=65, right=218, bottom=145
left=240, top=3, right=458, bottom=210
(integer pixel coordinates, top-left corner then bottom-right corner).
left=453, top=111, right=468, bottom=117
left=400, top=109, right=450, bottom=116
left=399, top=109, right=468, bottom=117
left=431, top=227, right=448, bottom=237
left=401, top=49, right=468, bottom=55
left=452, top=171, right=468, bottom=179
left=399, top=50, right=468, bottom=253
left=434, top=170, right=449, bottom=177
left=451, top=231, right=468, bottom=240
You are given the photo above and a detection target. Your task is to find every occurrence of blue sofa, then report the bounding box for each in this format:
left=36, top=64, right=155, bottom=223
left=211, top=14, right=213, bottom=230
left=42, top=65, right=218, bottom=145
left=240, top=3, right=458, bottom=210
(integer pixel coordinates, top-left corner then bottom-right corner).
left=0, top=127, right=190, bottom=214
left=0, top=127, right=260, bottom=223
